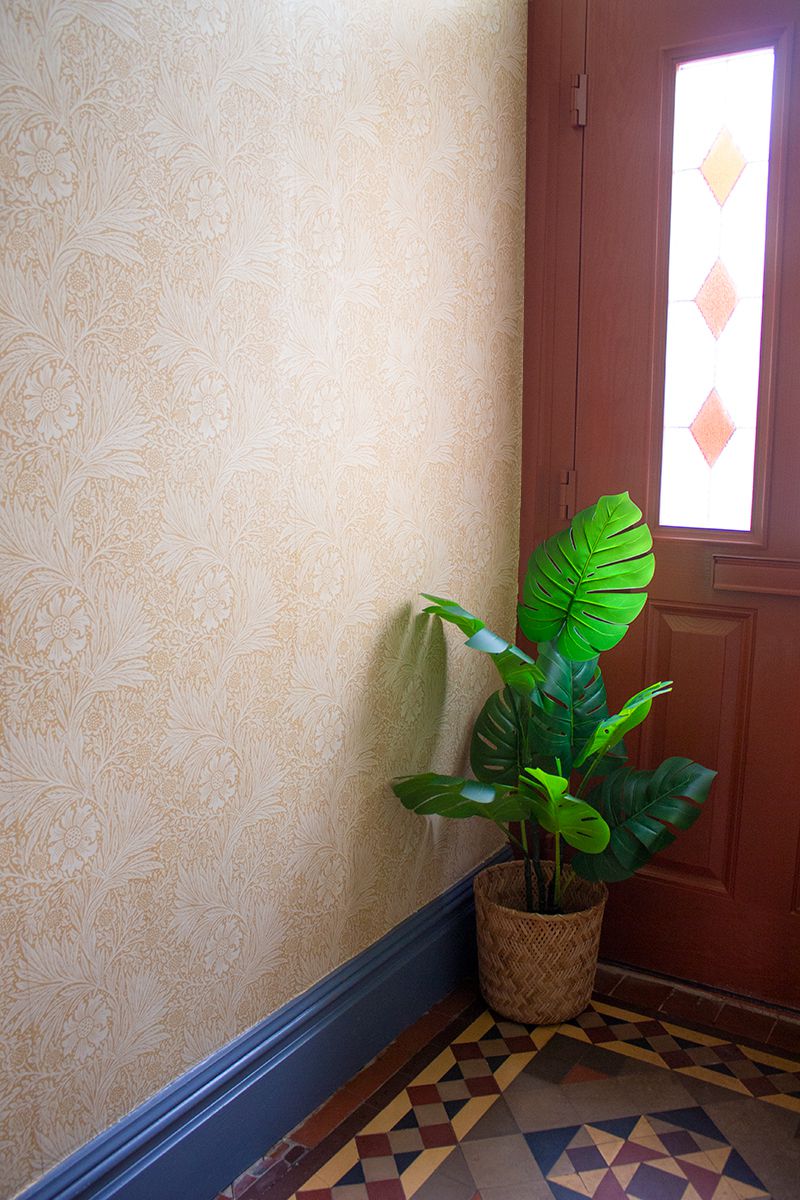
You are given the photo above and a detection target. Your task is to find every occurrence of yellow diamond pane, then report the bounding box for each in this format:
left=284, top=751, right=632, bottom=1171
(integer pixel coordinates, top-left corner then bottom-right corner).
left=659, top=47, right=775, bottom=531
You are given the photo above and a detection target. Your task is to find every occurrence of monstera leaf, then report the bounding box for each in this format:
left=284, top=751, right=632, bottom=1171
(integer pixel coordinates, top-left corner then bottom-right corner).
left=518, top=768, right=610, bottom=853
left=421, top=595, right=542, bottom=696
left=470, top=686, right=544, bottom=786
left=518, top=493, right=655, bottom=661
left=528, top=642, right=625, bottom=776
left=574, top=681, right=673, bottom=769
left=571, top=757, right=717, bottom=882
left=392, top=772, right=527, bottom=822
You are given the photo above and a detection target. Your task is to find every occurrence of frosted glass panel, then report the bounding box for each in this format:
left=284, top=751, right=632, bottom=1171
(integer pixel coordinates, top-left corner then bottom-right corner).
left=659, top=48, right=774, bottom=531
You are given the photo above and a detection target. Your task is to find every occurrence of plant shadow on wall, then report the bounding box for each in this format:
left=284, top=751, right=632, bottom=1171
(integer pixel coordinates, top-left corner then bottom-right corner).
left=358, top=603, right=462, bottom=906
left=392, top=494, right=717, bottom=1023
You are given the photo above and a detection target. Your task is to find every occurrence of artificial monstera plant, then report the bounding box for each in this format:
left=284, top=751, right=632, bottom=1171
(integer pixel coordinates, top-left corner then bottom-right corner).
left=392, top=493, right=716, bottom=914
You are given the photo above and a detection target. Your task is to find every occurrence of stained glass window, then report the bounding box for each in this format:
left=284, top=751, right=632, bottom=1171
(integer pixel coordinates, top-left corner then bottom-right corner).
left=659, top=47, right=775, bottom=531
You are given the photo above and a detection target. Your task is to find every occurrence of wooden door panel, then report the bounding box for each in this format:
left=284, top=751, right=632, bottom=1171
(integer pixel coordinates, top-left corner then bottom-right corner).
left=639, top=604, right=755, bottom=893
left=524, top=0, right=800, bottom=1004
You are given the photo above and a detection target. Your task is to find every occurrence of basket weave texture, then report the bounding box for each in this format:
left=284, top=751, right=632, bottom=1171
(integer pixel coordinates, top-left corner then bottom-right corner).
left=474, top=860, right=607, bottom=1025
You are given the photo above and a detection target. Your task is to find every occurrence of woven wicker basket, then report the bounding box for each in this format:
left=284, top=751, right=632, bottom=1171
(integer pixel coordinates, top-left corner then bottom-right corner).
left=474, top=860, right=607, bottom=1025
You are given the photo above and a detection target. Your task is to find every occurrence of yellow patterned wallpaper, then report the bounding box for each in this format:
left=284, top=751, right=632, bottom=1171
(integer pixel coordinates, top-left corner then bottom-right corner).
left=0, top=1, right=526, bottom=1194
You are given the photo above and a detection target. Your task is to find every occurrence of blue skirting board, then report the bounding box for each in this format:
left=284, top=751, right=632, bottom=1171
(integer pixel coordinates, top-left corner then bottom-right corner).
left=20, top=848, right=508, bottom=1200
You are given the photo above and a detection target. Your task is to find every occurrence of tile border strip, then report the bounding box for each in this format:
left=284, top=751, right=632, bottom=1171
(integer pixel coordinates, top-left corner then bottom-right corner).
left=18, top=849, right=510, bottom=1200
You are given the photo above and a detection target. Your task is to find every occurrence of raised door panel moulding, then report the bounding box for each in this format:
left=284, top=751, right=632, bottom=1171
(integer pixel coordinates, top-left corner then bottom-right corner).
left=638, top=602, right=755, bottom=894
left=713, top=555, right=800, bottom=596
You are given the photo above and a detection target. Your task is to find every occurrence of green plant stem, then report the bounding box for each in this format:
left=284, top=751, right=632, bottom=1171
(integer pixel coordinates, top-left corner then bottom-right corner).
left=574, top=751, right=606, bottom=799
left=520, top=820, right=533, bottom=913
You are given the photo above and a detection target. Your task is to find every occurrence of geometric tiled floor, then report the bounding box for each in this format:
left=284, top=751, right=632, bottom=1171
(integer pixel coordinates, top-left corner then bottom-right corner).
left=223, top=999, right=800, bottom=1200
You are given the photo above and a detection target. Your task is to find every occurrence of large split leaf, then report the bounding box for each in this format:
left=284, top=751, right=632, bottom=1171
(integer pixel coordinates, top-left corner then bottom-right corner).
left=528, top=641, right=625, bottom=776
left=392, top=772, right=527, bottom=822
left=470, top=687, right=539, bottom=787
left=571, top=757, right=717, bottom=882
left=574, top=681, right=673, bottom=769
left=421, top=595, right=542, bottom=696
left=518, top=768, right=610, bottom=853
left=518, top=493, right=655, bottom=661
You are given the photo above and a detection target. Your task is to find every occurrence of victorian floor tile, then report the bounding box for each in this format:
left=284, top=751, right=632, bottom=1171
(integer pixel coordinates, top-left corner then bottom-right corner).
left=217, top=991, right=800, bottom=1200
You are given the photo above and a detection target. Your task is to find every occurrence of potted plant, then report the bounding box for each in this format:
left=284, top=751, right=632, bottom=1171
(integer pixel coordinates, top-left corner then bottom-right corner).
left=392, top=493, right=716, bottom=1024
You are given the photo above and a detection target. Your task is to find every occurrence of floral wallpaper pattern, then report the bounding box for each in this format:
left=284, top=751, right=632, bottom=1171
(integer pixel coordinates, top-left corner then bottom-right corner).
left=0, top=1, right=526, bottom=1194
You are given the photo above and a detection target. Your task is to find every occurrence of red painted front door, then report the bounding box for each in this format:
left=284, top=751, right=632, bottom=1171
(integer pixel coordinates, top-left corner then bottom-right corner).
left=525, top=0, right=800, bottom=1006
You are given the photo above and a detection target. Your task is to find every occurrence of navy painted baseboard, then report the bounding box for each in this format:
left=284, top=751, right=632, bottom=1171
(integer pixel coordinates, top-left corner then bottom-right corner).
left=20, top=849, right=508, bottom=1200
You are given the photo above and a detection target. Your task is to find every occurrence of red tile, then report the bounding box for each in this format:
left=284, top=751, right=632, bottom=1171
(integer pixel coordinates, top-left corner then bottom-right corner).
left=715, top=1004, right=776, bottom=1044
left=453, top=1043, right=483, bottom=1061
left=366, top=1181, right=406, bottom=1199
left=768, top=1018, right=800, bottom=1056
left=745, top=1076, right=778, bottom=1097
left=611, top=974, right=675, bottom=1011
left=658, top=989, right=724, bottom=1029
left=505, top=1035, right=535, bottom=1052
left=661, top=1050, right=694, bottom=1069
left=419, top=1123, right=457, bottom=1148
left=586, top=1026, right=618, bottom=1044
left=407, top=1084, right=440, bottom=1105
left=466, top=1075, right=501, bottom=1096
left=296, top=1190, right=332, bottom=1199
left=355, top=1134, right=392, bottom=1158
left=593, top=964, right=624, bottom=997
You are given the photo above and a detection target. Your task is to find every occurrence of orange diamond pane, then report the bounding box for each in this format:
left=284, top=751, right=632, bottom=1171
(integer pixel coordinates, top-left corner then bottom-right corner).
left=701, top=127, right=746, bottom=205
left=695, top=260, right=737, bottom=339
left=659, top=47, right=774, bottom=531
left=690, top=390, right=736, bottom=466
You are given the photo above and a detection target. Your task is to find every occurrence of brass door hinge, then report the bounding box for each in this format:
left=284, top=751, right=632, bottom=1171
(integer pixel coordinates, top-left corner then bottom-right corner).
left=572, top=73, right=587, bottom=127
left=559, top=468, right=577, bottom=520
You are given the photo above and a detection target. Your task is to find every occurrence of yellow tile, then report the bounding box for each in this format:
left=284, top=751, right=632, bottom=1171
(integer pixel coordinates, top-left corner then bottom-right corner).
left=299, top=1138, right=359, bottom=1189
left=579, top=1167, right=608, bottom=1193
left=361, top=1091, right=412, bottom=1135
left=600, top=1038, right=664, bottom=1068
left=703, top=1147, right=731, bottom=1172
left=494, top=1050, right=536, bottom=1091
left=453, top=1011, right=495, bottom=1043
left=677, top=1065, right=750, bottom=1096
left=532, top=1025, right=558, bottom=1050
left=659, top=1019, right=725, bottom=1047
left=409, top=1047, right=455, bottom=1086
left=739, top=1043, right=800, bottom=1072
left=763, top=1091, right=800, bottom=1113
left=591, top=999, right=651, bottom=1023
left=550, top=1171, right=590, bottom=1195
left=611, top=1162, right=638, bottom=1187
left=401, top=1145, right=455, bottom=1197
left=586, top=1124, right=623, bottom=1147
left=450, top=1094, right=498, bottom=1139
left=656, top=1157, right=687, bottom=1178
left=727, top=1179, right=771, bottom=1199
left=556, top=1024, right=593, bottom=1045
left=595, top=1135, right=624, bottom=1163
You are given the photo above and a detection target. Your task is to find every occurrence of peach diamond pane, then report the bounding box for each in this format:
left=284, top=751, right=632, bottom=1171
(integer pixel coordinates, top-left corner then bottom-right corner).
left=690, top=391, right=735, bottom=467
left=701, top=128, right=746, bottom=205
left=695, top=260, right=737, bottom=339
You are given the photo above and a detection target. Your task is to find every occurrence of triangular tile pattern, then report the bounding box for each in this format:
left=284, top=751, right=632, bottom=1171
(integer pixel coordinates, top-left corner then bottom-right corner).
left=701, top=127, right=746, bottom=206
left=527, top=1108, right=770, bottom=1200
left=295, top=1018, right=536, bottom=1200
left=268, top=1002, right=800, bottom=1200
left=690, top=390, right=735, bottom=466
left=570, top=1005, right=800, bottom=1105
